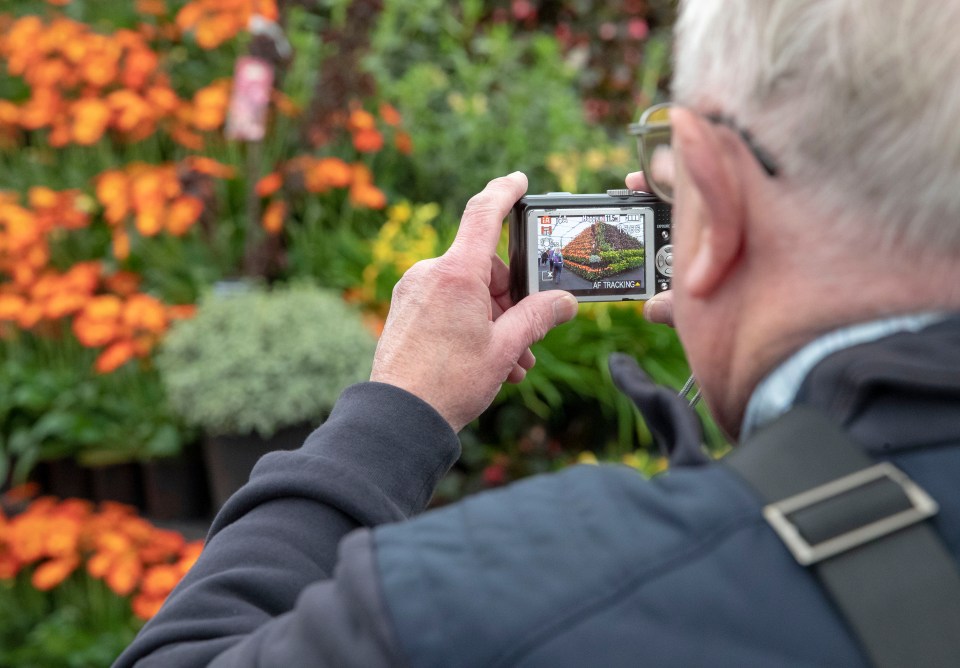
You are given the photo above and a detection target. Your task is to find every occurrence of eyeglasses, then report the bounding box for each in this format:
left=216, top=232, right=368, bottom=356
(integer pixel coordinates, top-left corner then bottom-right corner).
left=628, top=103, right=780, bottom=204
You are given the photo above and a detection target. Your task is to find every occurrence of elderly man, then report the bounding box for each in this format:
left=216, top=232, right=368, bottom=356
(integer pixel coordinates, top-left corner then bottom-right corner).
left=116, top=1, right=960, bottom=666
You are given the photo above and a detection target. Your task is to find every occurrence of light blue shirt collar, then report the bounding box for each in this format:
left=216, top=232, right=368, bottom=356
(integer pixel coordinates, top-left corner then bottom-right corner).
left=740, top=313, right=946, bottom=438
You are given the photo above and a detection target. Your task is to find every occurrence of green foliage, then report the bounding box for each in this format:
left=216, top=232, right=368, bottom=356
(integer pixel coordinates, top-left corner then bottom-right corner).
left=0, top=334, right=189, bottom=483
left=367, top=0, right=617, bottom=214
left=0, top=572, right=140, bottom=668
left=158, top=282, right=377, bottom=437
left=488, top=303, right=727, bottom=456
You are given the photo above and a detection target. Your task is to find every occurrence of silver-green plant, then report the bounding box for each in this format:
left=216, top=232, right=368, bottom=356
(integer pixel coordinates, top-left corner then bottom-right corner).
left=158, top=282, right=377, bottom=437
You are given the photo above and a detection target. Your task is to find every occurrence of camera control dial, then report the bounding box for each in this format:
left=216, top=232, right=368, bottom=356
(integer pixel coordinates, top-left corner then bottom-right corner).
left=655, top=245, right=673, bottom=277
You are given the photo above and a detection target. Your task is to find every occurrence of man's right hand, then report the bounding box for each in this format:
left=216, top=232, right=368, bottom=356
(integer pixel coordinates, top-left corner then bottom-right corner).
left=370, top=172, right=579, bottom=433
left=626, top=170, right=675, bottom=327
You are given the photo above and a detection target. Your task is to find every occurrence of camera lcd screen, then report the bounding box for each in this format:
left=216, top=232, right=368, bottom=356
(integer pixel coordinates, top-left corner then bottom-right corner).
left=526, top=206, right=656, bottom=300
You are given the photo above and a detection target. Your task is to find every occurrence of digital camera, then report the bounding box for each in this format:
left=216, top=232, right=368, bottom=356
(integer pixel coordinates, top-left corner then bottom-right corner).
left=508, top=190, right=673, bottom=303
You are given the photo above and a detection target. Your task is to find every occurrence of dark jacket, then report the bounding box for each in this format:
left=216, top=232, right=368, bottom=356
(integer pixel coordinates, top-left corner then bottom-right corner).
left=114, top=317, right=960, bottom=667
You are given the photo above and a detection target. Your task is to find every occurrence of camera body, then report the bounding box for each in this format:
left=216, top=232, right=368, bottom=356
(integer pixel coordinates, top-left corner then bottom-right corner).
left=508, top=190, right=673, bottom=303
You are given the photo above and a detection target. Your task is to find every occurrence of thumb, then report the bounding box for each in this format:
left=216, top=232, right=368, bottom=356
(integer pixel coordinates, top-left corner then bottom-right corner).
left=492, top=291, right=578, bottom=360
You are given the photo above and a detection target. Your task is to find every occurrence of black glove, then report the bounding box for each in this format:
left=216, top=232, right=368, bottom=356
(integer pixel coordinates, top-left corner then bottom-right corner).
left=608, top=352, right=711, bottom=467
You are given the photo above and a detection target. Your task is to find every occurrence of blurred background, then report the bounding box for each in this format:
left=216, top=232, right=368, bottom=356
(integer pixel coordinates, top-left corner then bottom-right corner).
left=0, top=1, right=725, bottom=663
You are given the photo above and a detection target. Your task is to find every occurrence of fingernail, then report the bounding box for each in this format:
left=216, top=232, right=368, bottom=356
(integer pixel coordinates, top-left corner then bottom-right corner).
left=553, top=294, right=578, bottom=324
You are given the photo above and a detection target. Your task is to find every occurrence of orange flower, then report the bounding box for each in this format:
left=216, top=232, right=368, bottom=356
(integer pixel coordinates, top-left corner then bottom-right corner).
left=132, top=593, right=165, bottom=620
left=395, top=131, right=413, bottom=155
left=140, top=564, right=180, bottom=597
left=136, top=0, right=168, bottom=17
left=95, top=340, right=136, bottom=373
left=185, top=156, right=235, bottom=179
left=348, top=108, right=376, bottom=132
left=0, top=553, right=19, bottom=580
left=165, top=196, right=203, bottom=236
left=96, top=170, right=131, bottom=224
left=105, top=271, right=142, bottom=296
left=170, top=124, right=204, bottom=150
left=305, top=157, right=352, bottom=192
left=19, top=88, right=61, bottom=130
left=63, top=261, right=102, bottom=294
left=112, top=229, right=131, bottom=261
left=17, top=303, right=44, bottom=329
left=70, top=98, right=111, bottom=145
left=32, top=556, right=79, bottom=591
left=136, top=208, right=165, bottom=236
left=261, top=199, right=286, bottom=234
left=352, top=128, right=384, bottom=153
left=121, top=48, right=159, bottom=90
left=271, top=91, right=300, bottom=117
left=199, top=16, right=240, bottom=49
left=0, top=294, right=26, bottom=321
left=73, top=295, right=122, bottom=346
left=105, top=551, right=141, bottom=596
left=42, top=516, right=81, bottom=558
left=350, top=184, right=387, bottom=210
left=123, top=293, right=168, bottom=333
left=192, top=81, right=230, bottom=131
left=379, top=103, right=402, bottom=127
left=108, top=90, right=155, bottom=134
left=177, top=541, right=204, bottom=575
left=45, top=291, right=88, bottom=319
left=146, top=86, right=180, bottom=115
left=255, top=172, right=282, bottom=198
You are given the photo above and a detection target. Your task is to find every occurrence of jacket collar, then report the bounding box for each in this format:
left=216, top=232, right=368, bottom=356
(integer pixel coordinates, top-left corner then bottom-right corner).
left=796, top=314, right=960, bottom=455
left=611, top=314, right=960, bottom=466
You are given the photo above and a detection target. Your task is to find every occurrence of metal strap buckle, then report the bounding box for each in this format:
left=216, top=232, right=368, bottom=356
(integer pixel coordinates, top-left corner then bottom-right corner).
left=763, top=462, right=939, bottom=566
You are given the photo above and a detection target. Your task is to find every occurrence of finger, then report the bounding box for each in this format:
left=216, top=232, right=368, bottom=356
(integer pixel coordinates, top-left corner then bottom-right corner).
left=506, top=364, right=527, bottom=384
left=643, top=290, right=675, bottom=327
left=517, top=348, right=535, bottom=370
left=492, top=291, right=578, bottom=361
left=625, top=171, right=649, bottom=192
left=490, top=255, right=515, bottom=321
left=450, top=172, right=528, bottom=260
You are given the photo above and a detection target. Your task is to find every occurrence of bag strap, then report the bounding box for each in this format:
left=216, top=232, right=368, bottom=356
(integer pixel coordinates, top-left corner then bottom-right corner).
left=724, top=406, right=960, bottom=668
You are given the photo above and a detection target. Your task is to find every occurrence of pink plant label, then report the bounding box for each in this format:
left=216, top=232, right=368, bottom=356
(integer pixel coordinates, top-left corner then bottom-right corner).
left=226, top=57, right=274, bottom=141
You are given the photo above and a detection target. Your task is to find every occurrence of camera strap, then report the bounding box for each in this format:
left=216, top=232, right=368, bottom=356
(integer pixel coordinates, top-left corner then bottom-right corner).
left=724, top=406, right=960, bottom=668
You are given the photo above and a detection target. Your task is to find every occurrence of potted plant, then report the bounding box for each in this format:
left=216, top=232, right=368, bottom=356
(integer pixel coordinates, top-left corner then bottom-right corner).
left=157, top=282, right=377, bottom=509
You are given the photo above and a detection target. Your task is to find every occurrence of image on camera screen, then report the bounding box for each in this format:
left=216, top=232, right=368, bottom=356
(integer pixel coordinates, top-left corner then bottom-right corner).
left=534, top=208, right=648, bottom=297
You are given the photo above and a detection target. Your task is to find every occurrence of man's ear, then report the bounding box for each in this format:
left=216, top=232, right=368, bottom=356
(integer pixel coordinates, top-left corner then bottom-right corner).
left=671, top=108, right=747, bottom=299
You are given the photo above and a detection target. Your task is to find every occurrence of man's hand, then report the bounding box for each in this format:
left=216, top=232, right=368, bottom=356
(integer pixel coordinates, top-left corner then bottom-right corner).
left=370, top=172, right=579, bottom=432
left=626, top=171, right=675, bottom=327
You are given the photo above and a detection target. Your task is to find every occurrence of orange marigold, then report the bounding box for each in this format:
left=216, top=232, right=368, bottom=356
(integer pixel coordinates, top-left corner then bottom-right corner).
left=95, top=340, right=136, bottom=374
left=352, top=128, right=384, bottom=153
left=132, top=593, right=166, bottom=620
left=395, top=131, right=413, bottom=155
left=379, top=103, right=402, bottom=127
left=104, top=271, right=142, bottom=297
left=123, top=293, right=168, bottom=333
left=165, top=195, right=204, bottom=236
left=261, top=199, right=286, bottom=234
left=32, top=556, right=79, bottom=591
left=0, top=294, right=27, bottom=321
left=348, top=108, right=376, bottom=132
left=70, top=98, right=111, bottom=145
left=255, top=172, right=282, bottom=198
left=350, top=184, right=387, bottom=210
left=185, top=156, right=235, bottom=179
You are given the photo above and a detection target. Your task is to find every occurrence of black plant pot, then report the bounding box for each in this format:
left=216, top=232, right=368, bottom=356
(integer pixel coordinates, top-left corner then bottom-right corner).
left=142, top=445, right=211, bottom=521
left=43, top=458, right=94, bottom=501
left=202, top=423, right=314, bottom=511
left=90, top=462, right=145, bottom=510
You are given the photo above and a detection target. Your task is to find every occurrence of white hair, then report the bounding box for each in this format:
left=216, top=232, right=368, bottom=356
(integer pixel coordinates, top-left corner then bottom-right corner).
left=672, top=0, right=960, bottom=252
